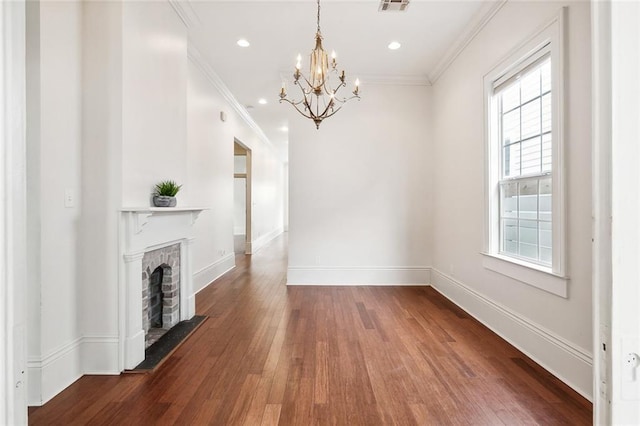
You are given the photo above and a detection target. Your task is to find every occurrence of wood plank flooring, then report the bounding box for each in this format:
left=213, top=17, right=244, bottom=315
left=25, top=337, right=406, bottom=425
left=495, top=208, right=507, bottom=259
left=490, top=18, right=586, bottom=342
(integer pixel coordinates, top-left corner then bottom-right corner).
left=29, top=235, right=592, bottom=425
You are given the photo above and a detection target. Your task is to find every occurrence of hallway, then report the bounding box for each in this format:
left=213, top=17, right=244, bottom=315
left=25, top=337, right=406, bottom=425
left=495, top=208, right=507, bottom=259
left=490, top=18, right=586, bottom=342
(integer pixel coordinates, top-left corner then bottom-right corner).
left=28, top=235, right=591, bottom=425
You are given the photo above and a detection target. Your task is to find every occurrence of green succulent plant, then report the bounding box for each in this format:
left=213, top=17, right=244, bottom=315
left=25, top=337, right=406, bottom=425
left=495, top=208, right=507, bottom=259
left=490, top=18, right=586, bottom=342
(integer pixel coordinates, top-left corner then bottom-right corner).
left=154, top=180, right=182, bottom=197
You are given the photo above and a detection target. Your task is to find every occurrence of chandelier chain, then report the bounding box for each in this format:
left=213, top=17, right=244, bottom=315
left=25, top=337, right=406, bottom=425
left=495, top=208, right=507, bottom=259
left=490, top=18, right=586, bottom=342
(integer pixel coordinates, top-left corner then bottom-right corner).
left=317, top=0, right=321, bottom=34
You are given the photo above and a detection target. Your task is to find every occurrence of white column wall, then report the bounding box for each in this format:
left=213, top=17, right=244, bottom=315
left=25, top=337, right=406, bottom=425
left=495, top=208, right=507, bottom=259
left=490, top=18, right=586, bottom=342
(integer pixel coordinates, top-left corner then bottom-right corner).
left=430, top=1, right=593, bottom=398
left=121, top=1, right=188, bottom=207
left=610, top=1, right=640, bottom=423
left=26, top=0, right=84, bottom=406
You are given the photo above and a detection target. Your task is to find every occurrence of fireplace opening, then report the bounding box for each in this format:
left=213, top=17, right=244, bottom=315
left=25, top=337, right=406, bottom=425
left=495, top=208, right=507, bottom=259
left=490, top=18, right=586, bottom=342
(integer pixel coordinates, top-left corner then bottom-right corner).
left=141, top=244, right=181, bottom=349
left=148, top=266, right=164, bottom=329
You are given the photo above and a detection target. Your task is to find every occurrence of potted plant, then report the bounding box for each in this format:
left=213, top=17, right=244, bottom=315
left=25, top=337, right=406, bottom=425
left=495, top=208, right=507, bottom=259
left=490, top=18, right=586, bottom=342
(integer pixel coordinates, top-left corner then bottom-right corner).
left=153, top=180, right=182, bottom=207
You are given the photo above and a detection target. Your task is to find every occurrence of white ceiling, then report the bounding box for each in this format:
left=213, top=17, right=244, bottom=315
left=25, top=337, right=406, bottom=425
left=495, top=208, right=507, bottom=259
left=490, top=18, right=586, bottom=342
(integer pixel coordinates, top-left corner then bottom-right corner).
left=186, top=1, right=498, bottom=161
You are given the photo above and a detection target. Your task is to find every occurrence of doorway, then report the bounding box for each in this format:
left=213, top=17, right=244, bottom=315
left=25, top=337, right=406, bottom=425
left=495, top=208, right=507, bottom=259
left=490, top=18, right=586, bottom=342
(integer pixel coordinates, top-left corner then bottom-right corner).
left=233, top=141, right=252, bottom=254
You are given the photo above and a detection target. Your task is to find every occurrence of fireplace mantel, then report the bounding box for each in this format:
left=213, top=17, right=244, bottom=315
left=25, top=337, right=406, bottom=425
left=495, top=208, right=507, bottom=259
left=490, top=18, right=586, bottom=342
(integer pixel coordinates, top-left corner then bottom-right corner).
left=120, top=207, right=207, bottom=235
left=118, top=206, right=207, bottom=370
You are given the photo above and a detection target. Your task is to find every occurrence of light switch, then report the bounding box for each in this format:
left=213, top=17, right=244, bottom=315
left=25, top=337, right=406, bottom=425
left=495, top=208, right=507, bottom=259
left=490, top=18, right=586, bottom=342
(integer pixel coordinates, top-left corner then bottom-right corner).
left=64, top=188, right=75, bottom=208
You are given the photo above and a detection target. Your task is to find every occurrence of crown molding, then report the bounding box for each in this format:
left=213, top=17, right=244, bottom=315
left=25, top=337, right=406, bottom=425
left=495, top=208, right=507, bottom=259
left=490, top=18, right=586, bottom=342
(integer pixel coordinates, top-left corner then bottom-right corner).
left=188, top=45, right=276, bottom=154
left=168, top=0, right=200, bottom=29
left=352, top=73, right=431, bottom=86
left=428, top=0, right=508, bottom=84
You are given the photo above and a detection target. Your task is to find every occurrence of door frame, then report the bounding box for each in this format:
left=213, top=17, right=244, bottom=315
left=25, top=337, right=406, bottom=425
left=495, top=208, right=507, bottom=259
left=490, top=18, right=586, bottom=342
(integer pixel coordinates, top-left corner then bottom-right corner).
left=1, top=0, right=28, bottom=423
left=234, top=139, right=252, bottom=254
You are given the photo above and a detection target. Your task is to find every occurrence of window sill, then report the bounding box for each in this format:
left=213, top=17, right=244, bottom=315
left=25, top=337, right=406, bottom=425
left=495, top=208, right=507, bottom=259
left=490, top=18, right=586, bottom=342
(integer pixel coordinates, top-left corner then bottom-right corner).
left=481, top=252, right=568, bottom=298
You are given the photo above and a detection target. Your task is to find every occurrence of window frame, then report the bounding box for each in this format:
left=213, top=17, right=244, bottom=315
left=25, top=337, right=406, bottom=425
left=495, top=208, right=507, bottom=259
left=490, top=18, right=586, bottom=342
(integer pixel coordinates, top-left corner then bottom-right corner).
left=482, top=8, right=568, bottom=298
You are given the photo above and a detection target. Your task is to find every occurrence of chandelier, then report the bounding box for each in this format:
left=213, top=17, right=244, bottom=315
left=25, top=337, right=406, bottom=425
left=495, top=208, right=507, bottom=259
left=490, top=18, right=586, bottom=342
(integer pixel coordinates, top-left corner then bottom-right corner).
left=279, top=0, right=360, bottom=129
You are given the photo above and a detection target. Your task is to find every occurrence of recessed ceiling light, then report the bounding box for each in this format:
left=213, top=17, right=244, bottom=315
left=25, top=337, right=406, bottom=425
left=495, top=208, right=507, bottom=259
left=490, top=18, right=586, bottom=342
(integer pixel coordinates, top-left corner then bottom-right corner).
left=237, top=39, right=250, bottom=47
left=280, top=126, right=289, bottom=132
left=388, top=41, right=401, bottom=50
left=258, top=98, right=267, bottom=105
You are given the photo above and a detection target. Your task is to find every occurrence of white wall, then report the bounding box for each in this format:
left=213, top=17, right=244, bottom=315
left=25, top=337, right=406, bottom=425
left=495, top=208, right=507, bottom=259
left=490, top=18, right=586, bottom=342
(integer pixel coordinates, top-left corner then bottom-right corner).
left=287, top=83, right=432, bottom=285
left=121, top=1, right=187, bottom=207
left=430, top=1, right=593, bottom=398
left=26, top=0, right=84, bottom=405
left=187, top=57, right=285, bottom=292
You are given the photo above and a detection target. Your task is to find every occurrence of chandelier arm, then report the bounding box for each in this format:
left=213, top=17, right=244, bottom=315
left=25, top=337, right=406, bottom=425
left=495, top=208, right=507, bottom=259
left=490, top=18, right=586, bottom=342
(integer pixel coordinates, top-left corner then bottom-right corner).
left=316, top=97, right=337, bottom=119
left=279, top=97, right=306, bottom=107
left=319, top=105, right=343, bottom=120
left=326, top=93, right=361, bottom=105
left=279, top=98, right=315, bottom=120
left=322, top=81, right=336, bottom=96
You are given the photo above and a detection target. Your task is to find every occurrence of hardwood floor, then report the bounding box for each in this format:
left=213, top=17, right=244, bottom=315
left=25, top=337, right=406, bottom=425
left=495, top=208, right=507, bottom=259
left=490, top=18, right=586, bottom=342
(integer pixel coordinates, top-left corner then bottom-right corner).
left=29, top=235, right=592, bottom=425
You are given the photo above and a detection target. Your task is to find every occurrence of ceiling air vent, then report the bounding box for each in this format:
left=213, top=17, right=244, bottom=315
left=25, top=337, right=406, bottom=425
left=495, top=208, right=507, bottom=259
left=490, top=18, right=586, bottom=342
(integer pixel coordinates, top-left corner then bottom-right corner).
left=378, top=0, right=410, bottom=12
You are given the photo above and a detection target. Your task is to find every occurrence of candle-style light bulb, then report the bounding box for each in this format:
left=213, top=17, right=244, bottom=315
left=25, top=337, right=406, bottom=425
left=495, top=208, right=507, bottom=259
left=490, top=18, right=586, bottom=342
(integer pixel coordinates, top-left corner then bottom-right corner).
left=354, top=78, right=360, bottom=95
left=295, top=54, right=302, bottom=70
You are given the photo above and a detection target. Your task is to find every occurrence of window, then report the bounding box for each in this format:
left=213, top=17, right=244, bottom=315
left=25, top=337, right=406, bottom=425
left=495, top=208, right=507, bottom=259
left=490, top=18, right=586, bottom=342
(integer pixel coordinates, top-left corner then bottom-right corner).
left=497, top=52, right=552, bottom=266
left=483, top=10, right=567, bottom=297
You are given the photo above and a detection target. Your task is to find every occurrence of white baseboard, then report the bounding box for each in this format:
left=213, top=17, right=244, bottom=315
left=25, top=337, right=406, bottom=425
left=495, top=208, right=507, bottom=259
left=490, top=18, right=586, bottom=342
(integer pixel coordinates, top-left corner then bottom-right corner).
left=430, top=267, right=593, bottom=401
left=287, top=266, right=431, bottom=286
left=81, top=336, right=120, bottom=374
left=27, top=337, right=83, bottom=406
left=251, top=227, right=283, bottom=254
left=193, top=253, right=236, bottom=294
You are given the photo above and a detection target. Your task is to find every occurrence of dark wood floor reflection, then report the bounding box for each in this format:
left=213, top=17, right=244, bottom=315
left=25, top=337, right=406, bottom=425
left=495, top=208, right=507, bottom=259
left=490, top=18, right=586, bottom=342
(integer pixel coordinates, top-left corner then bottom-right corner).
left=29, top=234, right=591, bottom=425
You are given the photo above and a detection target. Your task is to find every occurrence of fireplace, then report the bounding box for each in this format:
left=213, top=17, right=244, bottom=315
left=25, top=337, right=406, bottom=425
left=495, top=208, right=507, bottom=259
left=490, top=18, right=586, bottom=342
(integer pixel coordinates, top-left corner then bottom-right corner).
left=120, top=207, right=205, bottom=370
left=141, top=243, right=181, bottom=347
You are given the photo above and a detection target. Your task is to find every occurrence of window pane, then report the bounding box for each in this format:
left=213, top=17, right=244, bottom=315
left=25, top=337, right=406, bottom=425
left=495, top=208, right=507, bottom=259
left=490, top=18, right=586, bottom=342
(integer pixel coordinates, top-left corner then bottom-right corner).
left=521, top=137, right=541, bottom=175
left=518, top=179, right=538, bottom=220
left=499, top=176, right=551, bottom=266
left=541, top=59, right=551, bottom=93
left=541, top=93, right=551, bottom=133
left=542, top=134, right=552, bottom=172
left=521, top=99, right=541, bottom=140
left=500, top=181, right=518, bottom=218
left=503, top=143, right=521, bottom=178
left=502, top=218, right=518, bottom=255
left=502, top=108, right=520, bottom=146
left=540, top=221, right=552, bottom=263
left=502, top=83, right=520, bottom=112
left=519, top=220, right=538, bottom=259
left=521, top=68, right=540, bottom=104
left=539, top=177, right=552, bottom=221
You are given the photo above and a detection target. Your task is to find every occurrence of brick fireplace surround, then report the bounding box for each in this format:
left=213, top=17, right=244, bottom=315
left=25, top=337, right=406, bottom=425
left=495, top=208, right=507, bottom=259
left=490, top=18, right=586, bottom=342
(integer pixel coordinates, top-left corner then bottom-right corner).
left=141, top=243, right=181, bottom=346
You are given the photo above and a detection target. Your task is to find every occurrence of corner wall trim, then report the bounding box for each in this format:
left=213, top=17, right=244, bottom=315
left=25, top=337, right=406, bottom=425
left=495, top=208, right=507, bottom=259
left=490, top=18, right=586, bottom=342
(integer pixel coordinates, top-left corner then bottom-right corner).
left=193, top=253, right=236, bottom=294
left=287, top=266, right=431, bottom=286
left=428, top=0, right=508, bottom=84
left=429, top=267, right=593, bottom=401
left=27, top=337, right=80, bottom=406
left=27, top=335, right=121, bottom=406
